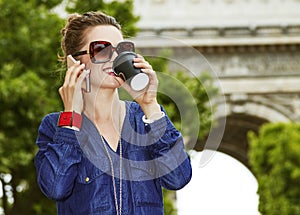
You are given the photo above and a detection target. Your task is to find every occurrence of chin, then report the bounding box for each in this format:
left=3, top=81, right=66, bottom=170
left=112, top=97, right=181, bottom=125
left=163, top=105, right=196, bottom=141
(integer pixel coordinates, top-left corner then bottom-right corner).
left=101, top=80, right=122, bottom=89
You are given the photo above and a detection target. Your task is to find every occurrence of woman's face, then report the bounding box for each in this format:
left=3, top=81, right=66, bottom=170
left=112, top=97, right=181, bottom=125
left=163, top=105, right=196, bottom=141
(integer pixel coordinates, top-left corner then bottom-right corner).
left=80, top=25, right=124, bottom=90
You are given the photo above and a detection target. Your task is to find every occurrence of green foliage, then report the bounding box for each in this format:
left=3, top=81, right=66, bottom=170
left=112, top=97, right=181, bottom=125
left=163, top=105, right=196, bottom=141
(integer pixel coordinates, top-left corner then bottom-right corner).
left=0, top=0, right=64, bottom=213
left=144, top=51, right=217, bottom=214
left=120, top=50, right=217, bottom=141
left=248, top=123, right=300, bottom=215
left=66, top=0, right=140, bottom=37
left=0, top=0, right=140, bottom=214
left=163, top=189, right=177, bottom=215
left=145, top=51, right=217, bottom=141
left=0, top=0, right=215, bottom=214
left=31, top=0, right=63, bottom=9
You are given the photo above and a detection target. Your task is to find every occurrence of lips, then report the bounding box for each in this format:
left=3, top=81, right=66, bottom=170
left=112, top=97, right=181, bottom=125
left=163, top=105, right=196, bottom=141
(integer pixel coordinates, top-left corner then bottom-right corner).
left=103, top=67, right=116, bottom=76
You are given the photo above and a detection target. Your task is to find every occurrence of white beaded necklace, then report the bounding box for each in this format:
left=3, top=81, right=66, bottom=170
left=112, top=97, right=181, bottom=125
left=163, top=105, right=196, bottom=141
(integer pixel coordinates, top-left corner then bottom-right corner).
left=101, top=135, right=122, bottom=215
left=100, top=103, right=124, bottom=215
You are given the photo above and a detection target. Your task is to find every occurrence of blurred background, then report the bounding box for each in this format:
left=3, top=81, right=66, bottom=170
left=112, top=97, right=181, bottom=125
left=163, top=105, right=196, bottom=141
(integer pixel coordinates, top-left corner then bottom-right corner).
left=1, top=0, right=300, bottom=214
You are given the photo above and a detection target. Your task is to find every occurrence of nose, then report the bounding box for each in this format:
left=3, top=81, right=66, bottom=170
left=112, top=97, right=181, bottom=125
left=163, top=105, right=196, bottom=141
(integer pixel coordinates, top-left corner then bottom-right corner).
left=110, top=49, right=118, bottom=62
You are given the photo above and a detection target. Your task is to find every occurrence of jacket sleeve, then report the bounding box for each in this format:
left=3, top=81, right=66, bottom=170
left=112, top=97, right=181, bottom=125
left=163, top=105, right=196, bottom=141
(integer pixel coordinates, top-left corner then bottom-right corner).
left=34, top=113, right=83, bottom=201
left=147, top=112, right=192, bottom=190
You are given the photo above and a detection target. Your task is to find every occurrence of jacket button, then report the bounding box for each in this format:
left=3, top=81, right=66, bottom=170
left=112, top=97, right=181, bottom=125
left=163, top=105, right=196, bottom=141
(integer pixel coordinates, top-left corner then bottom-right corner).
left=85, top=177, right=90, bottom=182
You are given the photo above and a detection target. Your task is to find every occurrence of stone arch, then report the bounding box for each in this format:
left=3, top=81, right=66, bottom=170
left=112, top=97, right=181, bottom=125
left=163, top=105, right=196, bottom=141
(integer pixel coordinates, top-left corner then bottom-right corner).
left=195, top=99, right=292, bottom=168
left=228, top=101, right=291, bottom=123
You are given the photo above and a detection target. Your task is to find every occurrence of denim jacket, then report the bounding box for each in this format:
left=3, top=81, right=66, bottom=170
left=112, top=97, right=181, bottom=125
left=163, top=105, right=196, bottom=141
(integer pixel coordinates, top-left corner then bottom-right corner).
left=35, top=101, right=192, bottom=215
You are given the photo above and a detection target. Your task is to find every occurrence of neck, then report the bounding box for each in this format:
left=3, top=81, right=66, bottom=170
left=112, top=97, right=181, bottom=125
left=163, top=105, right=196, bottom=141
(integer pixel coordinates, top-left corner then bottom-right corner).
left=83, top=88, right=123, bottom=122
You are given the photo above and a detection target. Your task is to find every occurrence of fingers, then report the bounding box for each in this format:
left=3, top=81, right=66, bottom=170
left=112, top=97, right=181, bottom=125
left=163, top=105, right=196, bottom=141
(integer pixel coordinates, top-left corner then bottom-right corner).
left=64, top=61, right=86, bottom=88
left=59, top=61, right=89, bottom=112
left=133, top=55, right=158, bottom=85
left=122, top=55, right=158, bottom=104
left=133, top=55, right=153, bottom=70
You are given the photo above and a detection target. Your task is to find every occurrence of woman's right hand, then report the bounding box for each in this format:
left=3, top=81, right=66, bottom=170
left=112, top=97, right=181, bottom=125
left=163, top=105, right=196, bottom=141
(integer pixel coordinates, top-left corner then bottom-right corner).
left=58, top=61, right=90, bottom=114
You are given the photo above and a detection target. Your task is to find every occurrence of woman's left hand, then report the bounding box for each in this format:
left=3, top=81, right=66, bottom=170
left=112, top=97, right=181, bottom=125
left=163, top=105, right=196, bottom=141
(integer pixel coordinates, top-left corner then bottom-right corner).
left=122, top=54, right=162, bottom=118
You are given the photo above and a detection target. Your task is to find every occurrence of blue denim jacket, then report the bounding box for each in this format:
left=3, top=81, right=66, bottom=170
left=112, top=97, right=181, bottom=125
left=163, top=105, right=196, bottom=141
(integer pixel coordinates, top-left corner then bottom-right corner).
left=35, top=101, right=192, bottom=215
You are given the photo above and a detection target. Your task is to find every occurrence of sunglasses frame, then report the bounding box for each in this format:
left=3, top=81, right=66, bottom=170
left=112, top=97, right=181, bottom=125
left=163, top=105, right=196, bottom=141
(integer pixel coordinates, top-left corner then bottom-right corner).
left=72, top=40, right=135, bottom=64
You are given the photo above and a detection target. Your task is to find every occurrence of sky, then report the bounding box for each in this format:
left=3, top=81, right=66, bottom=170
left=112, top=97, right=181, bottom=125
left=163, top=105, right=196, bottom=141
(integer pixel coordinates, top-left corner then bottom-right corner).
left=176, top=150, right=260, bottom=215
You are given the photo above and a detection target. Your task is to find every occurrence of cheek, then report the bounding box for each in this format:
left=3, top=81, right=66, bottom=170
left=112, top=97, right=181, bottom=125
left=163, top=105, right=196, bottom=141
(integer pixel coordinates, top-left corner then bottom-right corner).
left=88, top=63, right=104, bottom=74
left=90, top=67, right=105, bottom=82
left=88, top=65, right=110, bottom=85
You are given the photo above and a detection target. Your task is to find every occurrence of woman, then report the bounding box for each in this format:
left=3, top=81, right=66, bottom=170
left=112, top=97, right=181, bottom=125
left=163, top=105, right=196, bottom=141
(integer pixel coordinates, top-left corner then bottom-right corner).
left=35, top=11, right=192, bottom=215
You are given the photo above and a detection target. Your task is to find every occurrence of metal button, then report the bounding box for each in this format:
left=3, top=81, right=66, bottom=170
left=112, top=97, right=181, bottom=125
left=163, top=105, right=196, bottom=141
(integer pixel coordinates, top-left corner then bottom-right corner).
left=85, top=177, right=90, bottom=182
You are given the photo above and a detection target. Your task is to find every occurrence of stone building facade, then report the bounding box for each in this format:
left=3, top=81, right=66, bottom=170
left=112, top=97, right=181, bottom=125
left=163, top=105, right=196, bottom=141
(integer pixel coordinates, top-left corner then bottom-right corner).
left=132, top=0, right=300, bottom=167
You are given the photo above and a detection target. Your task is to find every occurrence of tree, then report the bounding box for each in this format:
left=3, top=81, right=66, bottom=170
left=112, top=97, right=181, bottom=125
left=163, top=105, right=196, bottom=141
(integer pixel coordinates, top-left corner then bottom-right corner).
left=144, top=51, right=217, bottom=214
left=248, top=123, right=300, bottom=215
left=0, top=0, right=64, bottom=214
left=66, top=0, right=139, bottom=38
left=144, top=51, right=217, bottom=141
left=0, top=0, right=139, bottom=214
left=0, top=0, right=216, bottom=214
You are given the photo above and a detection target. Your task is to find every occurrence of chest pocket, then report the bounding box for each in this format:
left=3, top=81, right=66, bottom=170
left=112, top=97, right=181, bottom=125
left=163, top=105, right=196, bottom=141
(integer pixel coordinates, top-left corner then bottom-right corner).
left=72, top=157, right=113, bottom=214
left=77, top=156, right=110, bottom=183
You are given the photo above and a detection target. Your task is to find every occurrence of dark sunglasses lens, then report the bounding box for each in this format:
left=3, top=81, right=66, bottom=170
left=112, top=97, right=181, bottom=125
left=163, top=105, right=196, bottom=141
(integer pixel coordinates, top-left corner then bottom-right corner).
left=116, top=42, right=135, bottom=54
left=90, top=41, right=112, bottom=63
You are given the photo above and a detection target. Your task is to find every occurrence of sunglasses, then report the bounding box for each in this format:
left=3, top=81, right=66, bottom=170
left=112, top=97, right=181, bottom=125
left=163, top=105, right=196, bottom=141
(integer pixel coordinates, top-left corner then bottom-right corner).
left=72, top=41, right=135, bottom=64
